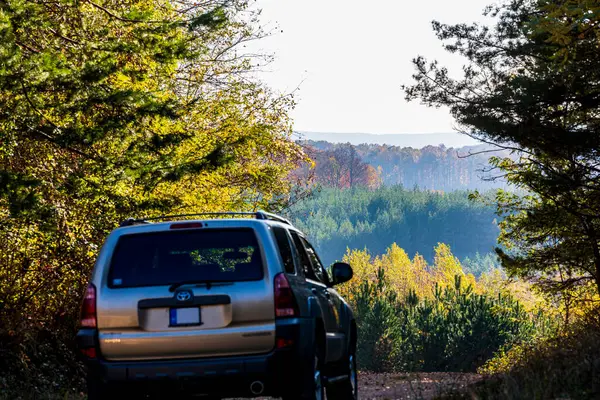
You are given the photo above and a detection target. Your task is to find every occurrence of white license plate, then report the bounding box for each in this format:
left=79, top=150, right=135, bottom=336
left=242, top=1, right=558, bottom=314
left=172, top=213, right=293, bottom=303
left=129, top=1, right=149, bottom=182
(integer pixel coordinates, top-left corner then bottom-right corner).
left=169, top=307, right=201, bottom=326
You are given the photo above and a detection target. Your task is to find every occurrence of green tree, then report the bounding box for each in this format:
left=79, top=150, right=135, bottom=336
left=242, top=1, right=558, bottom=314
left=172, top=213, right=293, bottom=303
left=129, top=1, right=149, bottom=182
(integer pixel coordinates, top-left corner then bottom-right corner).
left=403, top=0, right=600, bottom=297
left=289, top=186, right=500, bottom=266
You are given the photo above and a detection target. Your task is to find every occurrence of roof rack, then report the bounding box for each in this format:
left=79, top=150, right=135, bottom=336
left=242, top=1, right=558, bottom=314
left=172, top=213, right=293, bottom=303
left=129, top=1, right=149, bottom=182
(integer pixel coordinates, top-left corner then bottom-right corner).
left=119, top=211, right=292, bottom=227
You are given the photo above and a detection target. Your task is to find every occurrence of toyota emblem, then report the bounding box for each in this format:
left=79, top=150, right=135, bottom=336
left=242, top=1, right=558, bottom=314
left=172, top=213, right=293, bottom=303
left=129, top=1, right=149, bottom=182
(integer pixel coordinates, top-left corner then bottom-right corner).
left=176, top=291, right=192, bottom=302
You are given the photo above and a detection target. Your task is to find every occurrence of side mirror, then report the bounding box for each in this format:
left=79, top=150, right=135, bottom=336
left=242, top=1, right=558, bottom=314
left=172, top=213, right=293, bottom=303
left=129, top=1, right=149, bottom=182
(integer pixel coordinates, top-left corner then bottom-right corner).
left=331, top=262, right=353, bottom=286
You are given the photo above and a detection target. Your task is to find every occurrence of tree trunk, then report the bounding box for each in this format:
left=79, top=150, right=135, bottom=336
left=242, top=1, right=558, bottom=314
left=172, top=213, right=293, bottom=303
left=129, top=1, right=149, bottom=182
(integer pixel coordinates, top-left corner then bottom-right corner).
left=585, top=223, right=600, bottom=296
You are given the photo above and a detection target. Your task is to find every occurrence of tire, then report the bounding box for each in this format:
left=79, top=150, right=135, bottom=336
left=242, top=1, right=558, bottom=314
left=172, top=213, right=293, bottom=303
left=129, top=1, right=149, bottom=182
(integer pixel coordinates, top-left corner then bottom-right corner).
left=283, top=342, right=325, bottom=400
left=86, top=377, right=114, bottom=400
left=327, top=351, right=358, bottom=400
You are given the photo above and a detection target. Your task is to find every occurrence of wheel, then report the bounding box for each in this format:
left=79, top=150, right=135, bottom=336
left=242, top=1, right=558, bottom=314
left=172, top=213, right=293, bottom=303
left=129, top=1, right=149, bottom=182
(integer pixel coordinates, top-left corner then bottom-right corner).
left=283, top=342, right=325, bottom=400
left=86, top=376, right=114, bottom=400
left=311, top=351, right=326, bottom=400
left=327, top=351, right=358, bottom=400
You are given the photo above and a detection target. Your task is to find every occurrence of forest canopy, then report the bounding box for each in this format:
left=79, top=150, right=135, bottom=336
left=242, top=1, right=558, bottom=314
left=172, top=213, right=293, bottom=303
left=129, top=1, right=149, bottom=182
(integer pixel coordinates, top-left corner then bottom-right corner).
left=288, top=186, right=501, bottom=270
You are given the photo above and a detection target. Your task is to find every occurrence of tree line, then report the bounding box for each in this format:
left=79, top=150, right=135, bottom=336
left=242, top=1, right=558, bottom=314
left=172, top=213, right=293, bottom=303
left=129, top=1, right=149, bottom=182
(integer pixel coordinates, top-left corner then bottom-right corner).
left=288, top=186, right=501, bottom=270
left=296, top=140, right=514, bottom=192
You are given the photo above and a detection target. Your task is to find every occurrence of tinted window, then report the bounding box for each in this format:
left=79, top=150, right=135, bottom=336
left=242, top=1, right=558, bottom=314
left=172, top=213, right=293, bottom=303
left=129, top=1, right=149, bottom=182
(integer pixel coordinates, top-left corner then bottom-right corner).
left=273, top=227, right=296, bottom=274
left=301, top=237, right=328, bottom=284
left=290, top=231, right=315, bottom=279
left=108, top=228, right=263, bottom=288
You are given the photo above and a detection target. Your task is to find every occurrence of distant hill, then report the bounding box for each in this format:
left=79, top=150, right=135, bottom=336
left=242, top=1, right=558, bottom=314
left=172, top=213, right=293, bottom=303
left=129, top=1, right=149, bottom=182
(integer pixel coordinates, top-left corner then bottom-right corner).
left=295, top=131, right=480, bottom=148
left=296, top=140, right=513, bottom=192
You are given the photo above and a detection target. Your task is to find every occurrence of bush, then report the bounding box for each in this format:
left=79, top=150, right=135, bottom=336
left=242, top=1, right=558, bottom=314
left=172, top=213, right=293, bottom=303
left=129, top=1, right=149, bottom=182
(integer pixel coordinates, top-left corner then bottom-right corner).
left=463, top=311, right=600, bottom=399
left=0, top=322, right=85, bottom=399
left=353, top=267, right=405, bottom=372
left=350, top=268, right=544, bottom=373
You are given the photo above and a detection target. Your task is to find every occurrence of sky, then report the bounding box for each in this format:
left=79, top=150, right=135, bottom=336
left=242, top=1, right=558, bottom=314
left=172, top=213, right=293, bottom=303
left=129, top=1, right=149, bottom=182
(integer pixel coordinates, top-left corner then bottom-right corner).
left=248, top=0, right=492, bottom=140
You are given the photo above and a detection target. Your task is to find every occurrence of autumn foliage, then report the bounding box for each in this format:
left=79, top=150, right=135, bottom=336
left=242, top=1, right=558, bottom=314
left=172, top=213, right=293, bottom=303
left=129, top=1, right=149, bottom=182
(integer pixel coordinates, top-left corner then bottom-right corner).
left=293, top=143, right=381, bottom=189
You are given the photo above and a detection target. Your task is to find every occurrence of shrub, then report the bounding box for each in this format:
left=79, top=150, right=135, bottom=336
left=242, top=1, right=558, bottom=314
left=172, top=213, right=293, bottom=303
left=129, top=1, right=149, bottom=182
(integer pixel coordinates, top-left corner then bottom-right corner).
left=353, top=267, right=405, bottom=372
left=350, top=269, right=545, bottom=373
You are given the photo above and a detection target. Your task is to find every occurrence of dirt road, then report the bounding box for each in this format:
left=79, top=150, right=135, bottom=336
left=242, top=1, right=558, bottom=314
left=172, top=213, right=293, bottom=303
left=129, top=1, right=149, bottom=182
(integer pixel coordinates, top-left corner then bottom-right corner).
left=238, top=372, right=482, bottom=400
left=356, top=372, right=481, bottom=399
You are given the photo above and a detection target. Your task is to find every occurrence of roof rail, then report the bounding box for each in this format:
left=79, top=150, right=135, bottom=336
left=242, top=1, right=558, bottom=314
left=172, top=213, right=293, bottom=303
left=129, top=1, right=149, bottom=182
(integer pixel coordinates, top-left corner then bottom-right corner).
left=255, top=210, right=292, bottom=225
left=118, top=211, right=292, bottom=227
left=119, top=218, right=151, bottom=227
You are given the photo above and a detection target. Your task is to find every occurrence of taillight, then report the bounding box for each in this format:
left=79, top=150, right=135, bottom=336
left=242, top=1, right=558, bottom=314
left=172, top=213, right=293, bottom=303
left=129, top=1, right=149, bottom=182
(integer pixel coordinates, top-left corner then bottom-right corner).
left=80, top=284, right=97, bottom=328
left=170, top=222, right=203, bottom=229
left=274, top=273, right=298, bottom=317
left=80, top=347, right=97, bottom=358
left=277, top=338, right=294, bottom=348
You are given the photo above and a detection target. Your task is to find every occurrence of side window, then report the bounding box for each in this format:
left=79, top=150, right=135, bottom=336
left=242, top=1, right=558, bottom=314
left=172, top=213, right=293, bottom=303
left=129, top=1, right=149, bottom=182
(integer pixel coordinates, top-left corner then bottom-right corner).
left=301, top=237, right=329, bottom=285
left=290, top=231, right=316, bottom=280
left=273, top=227, right=296, bottom=274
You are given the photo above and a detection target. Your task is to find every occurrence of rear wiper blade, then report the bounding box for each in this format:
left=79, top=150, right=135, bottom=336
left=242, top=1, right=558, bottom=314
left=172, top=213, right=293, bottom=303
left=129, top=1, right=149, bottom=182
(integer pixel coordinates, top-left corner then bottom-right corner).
left=168, top=280, right=233, bottom=292
left=169, top=280, right=215, bottom=292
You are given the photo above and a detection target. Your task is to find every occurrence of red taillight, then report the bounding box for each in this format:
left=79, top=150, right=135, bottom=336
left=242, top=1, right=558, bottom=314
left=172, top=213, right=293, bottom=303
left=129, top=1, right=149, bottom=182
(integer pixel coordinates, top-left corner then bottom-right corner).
left=80, top=347, right=97, bottom=358
left=170, top=222, right=203, bottom=229
left=277, top=338, right=294, bottom=348
left=274, top=273, right=298, bottom=317
left=80, top=284, right=97, bottom=328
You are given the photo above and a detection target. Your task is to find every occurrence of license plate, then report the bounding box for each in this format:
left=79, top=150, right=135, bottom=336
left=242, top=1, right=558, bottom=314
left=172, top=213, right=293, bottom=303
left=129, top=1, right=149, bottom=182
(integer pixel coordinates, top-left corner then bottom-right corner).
left=169, top=307, right=202, bottom=327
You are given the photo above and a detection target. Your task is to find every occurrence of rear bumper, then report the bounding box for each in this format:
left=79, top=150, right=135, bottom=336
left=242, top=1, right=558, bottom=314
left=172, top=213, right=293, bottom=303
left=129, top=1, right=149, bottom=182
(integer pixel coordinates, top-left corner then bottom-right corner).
left=77, top=318, right=314, bottom=397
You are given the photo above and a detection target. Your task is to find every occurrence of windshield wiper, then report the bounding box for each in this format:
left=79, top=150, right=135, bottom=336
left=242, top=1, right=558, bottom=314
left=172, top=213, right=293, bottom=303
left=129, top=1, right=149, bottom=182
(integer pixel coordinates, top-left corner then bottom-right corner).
left=168, top=280, right=233, bottom=292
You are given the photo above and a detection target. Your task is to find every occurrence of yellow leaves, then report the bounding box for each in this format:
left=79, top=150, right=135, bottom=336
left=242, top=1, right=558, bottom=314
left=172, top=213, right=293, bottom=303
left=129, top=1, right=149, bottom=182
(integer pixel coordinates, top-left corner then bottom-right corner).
left=378, top=243, right=420, bottom=298
left=339, top=248, right=373, bottom=300
left=432, top=243, right=465, bottom=289
left=342, top=243, right=462, bottom=302
left=340, top=242, right=554, bottom=314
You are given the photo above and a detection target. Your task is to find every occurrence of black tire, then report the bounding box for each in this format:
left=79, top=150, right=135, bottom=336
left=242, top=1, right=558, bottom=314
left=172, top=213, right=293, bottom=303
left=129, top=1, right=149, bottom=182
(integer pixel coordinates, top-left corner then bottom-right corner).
left=327, top=350, right=358, bottom=400
left=86, top=376, right=114, bottom=400
left=283, top=341, right=325, bottom=400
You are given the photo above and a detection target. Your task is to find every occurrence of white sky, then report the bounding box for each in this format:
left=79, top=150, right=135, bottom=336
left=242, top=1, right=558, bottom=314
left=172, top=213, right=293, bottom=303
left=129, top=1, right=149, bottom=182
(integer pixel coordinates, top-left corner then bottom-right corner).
left=249, top=0, right=492, bottom=135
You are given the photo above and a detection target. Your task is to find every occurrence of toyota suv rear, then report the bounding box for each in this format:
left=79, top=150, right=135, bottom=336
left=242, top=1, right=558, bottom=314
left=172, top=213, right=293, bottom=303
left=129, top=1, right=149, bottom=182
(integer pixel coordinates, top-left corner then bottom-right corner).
left=77, top=212, right=357, bottom=400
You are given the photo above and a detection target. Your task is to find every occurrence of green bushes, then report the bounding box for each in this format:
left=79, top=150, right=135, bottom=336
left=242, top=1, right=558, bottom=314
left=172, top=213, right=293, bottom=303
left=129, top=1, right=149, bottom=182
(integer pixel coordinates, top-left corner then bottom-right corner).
left=352, top=268, right=544, bottom=373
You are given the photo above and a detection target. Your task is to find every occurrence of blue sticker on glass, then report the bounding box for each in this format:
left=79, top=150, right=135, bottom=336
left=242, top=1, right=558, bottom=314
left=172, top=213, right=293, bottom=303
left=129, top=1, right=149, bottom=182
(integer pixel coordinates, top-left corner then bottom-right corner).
left=113, top=278, right=123, bottom=286
left=170, top=309, right=177, bottom=326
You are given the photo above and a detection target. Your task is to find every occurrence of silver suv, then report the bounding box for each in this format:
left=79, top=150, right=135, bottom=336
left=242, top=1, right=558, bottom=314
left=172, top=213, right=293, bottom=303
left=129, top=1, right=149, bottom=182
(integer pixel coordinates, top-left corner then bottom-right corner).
left=77, top=212, right=357, bottom=400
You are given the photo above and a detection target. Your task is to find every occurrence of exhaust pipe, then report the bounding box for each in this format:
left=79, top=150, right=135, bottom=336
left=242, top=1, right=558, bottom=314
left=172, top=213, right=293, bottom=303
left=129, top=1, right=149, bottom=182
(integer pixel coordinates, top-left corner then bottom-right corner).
left=250, top=381, right=264, bottom=395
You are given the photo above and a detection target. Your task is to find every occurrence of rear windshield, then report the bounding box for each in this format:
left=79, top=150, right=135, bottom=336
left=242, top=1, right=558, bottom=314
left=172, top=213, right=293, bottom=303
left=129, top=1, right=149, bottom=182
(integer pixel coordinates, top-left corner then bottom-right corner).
left=108, top=228, right=263, bottom=288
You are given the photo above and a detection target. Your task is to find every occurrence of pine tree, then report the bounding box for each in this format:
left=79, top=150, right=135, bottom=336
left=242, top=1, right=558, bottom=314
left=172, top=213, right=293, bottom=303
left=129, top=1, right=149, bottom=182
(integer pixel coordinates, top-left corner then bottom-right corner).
left=404, top=0, right=600, bottom=297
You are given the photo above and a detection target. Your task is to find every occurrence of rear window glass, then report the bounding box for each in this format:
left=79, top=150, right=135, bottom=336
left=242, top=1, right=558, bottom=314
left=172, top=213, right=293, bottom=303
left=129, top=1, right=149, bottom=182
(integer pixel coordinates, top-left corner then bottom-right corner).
left=108, top=228, right=263, bottom=288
